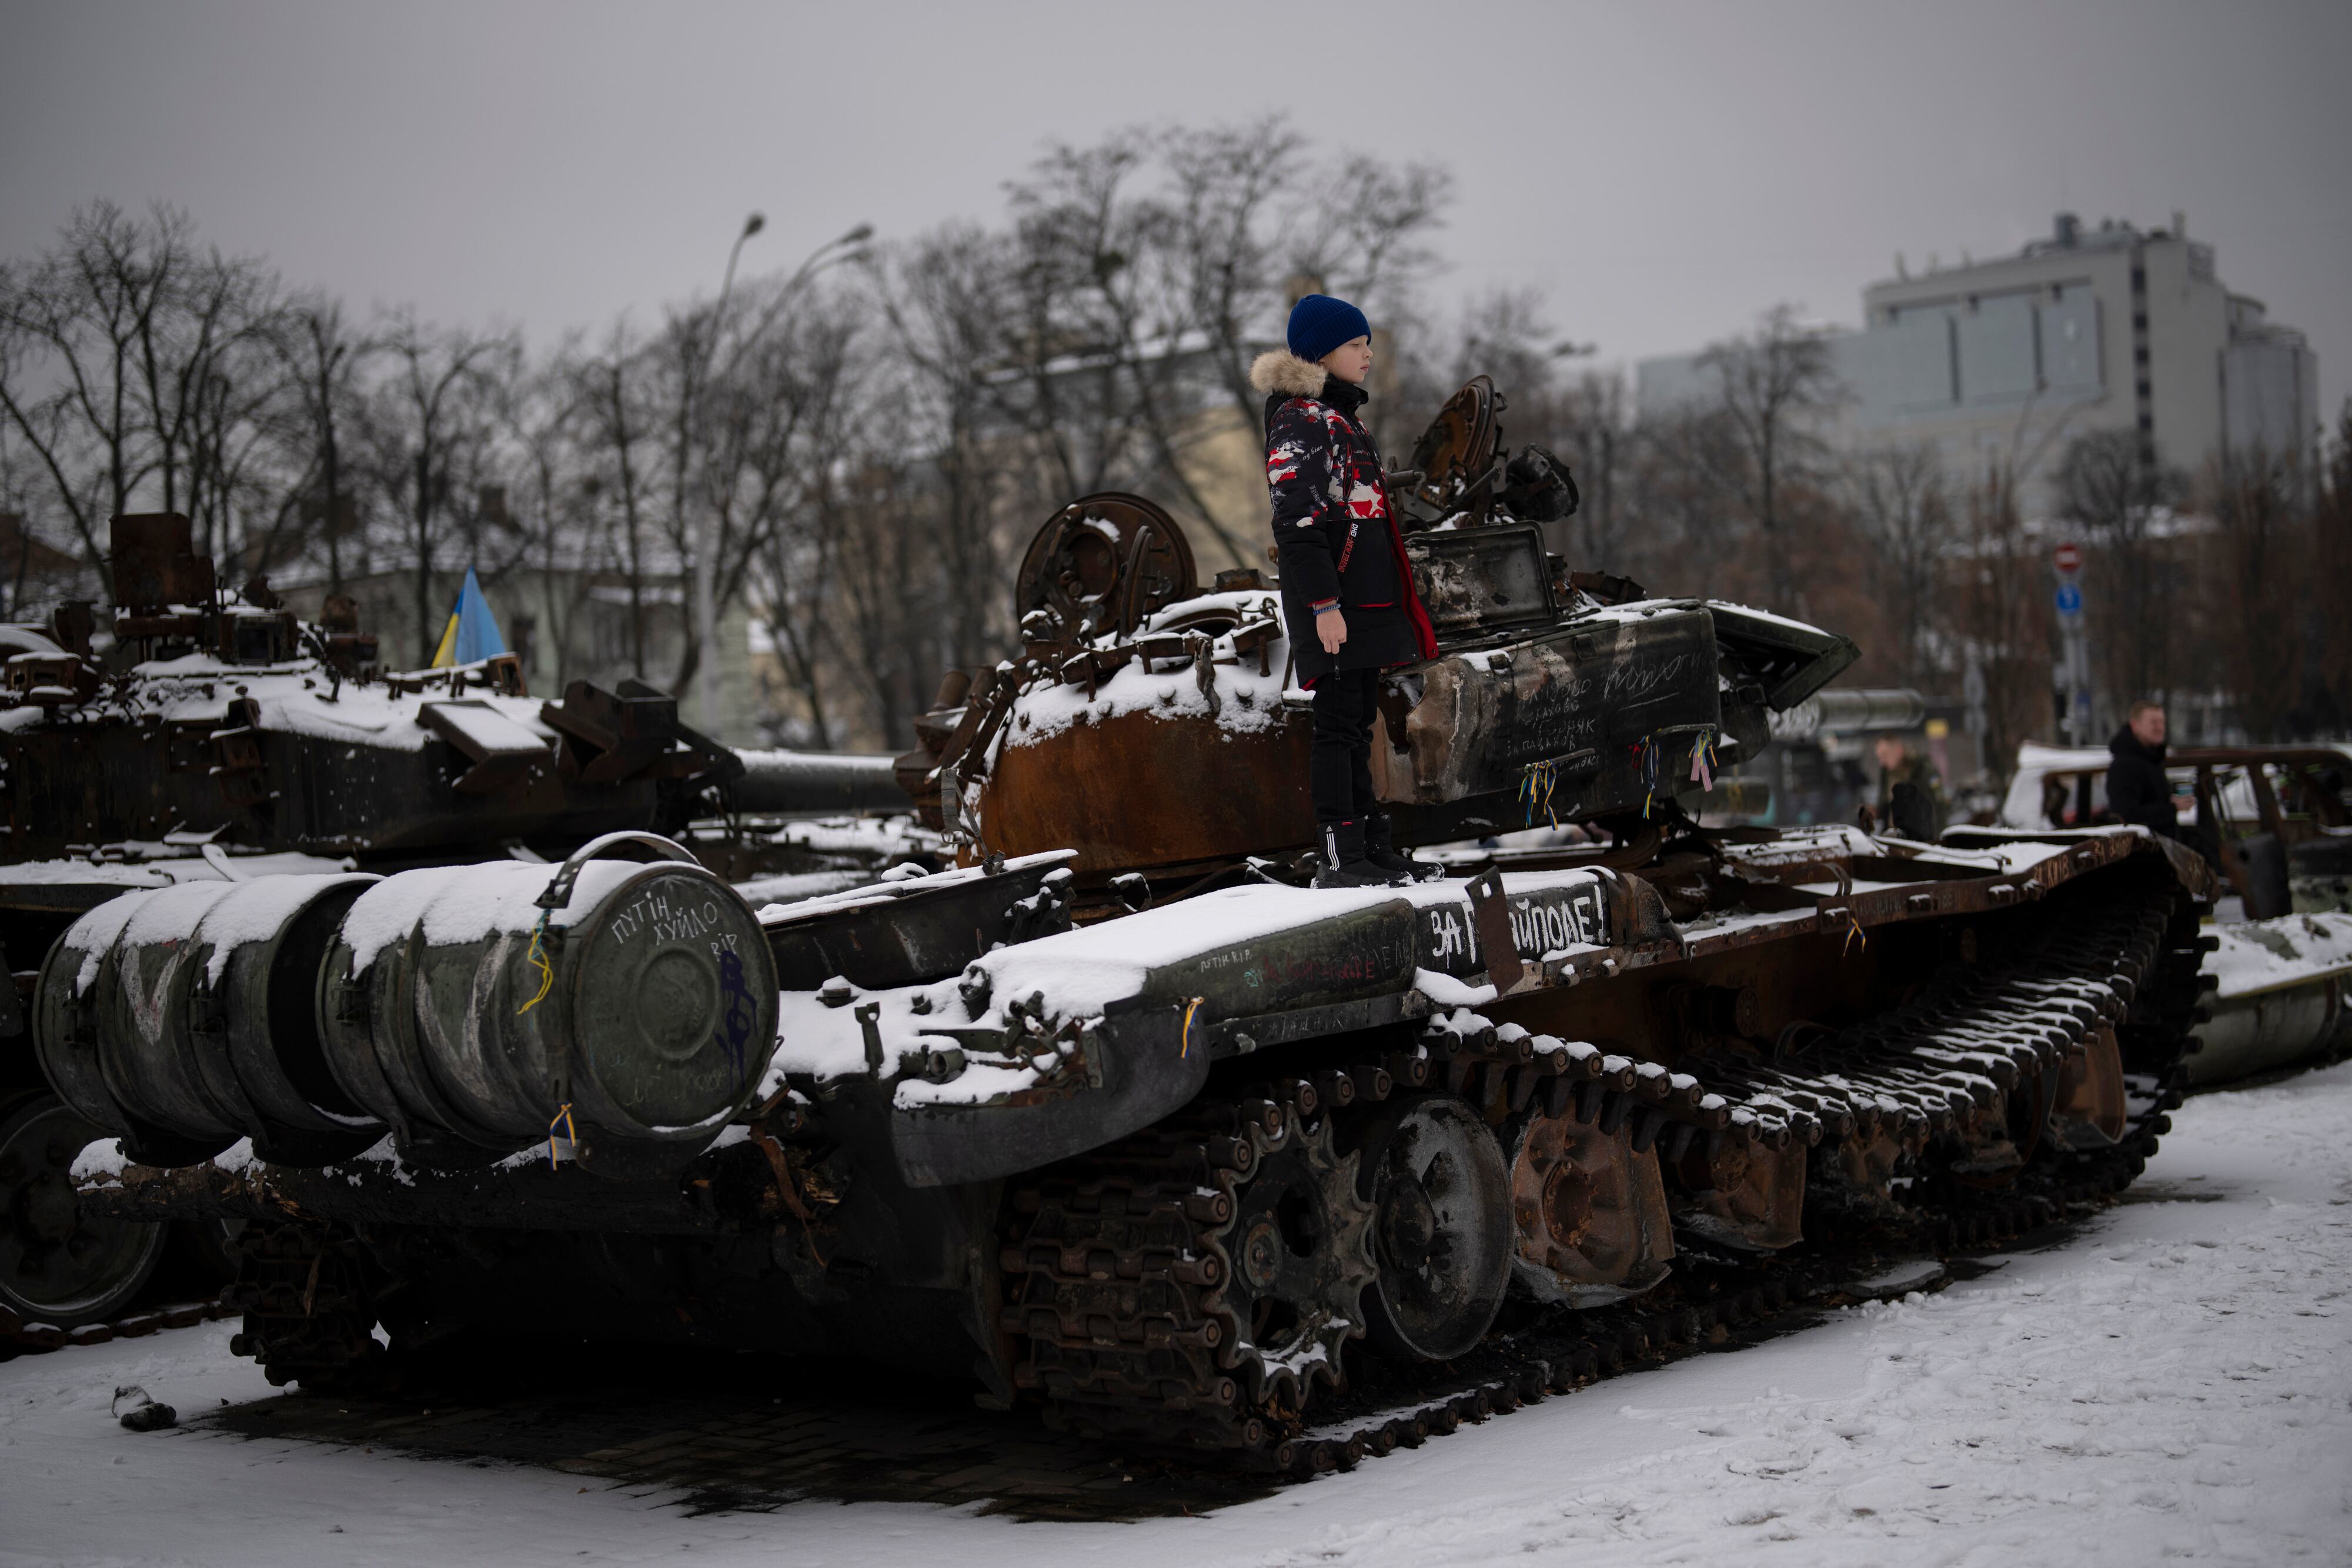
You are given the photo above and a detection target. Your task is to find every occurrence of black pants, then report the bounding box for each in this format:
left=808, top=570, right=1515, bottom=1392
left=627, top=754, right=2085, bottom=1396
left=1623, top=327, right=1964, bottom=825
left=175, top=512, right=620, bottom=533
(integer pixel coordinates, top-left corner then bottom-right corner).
left=1309, top=667, right=1380, bottom=824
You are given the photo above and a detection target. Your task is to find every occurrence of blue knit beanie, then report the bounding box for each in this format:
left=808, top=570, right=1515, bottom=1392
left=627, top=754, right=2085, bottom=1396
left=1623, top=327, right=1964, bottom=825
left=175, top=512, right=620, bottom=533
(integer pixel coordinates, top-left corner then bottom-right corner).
left=1287, top=294, right=1371, bottom=365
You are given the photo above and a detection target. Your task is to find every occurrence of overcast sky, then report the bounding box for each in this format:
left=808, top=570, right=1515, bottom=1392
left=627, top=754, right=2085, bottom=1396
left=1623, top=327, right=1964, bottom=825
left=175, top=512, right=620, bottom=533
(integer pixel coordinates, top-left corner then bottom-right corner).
left=5, top=1, right=2347, bottom=414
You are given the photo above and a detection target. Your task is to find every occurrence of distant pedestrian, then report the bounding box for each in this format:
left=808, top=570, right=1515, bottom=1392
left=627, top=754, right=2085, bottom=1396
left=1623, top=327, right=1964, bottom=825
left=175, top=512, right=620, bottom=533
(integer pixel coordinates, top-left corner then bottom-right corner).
left=1252, top=294, right=1438, bottom=887
left=2106, top=701, right=2180, bottom=838
left=1874, top=734, right=1946, bottom=840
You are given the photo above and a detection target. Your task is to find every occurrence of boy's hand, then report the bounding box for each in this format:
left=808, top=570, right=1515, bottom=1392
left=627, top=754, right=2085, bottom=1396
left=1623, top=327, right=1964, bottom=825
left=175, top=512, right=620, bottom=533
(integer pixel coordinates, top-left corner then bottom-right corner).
left=1315, top=607, right=1347, bottom=655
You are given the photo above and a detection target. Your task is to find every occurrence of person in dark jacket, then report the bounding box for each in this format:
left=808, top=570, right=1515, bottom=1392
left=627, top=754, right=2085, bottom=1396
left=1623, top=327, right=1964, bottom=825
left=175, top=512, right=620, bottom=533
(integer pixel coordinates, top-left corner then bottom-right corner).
left=1873, top=734, right=1946, bottom=841
left=2106, top=701, right=2179, bottom=837
left=1251, top=293, right=1438, bottom=887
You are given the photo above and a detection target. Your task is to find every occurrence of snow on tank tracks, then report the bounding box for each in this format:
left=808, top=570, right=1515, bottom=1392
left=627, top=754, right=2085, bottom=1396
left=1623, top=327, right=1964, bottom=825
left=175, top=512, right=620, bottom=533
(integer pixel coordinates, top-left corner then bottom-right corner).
left=1001, top=870, right=2201, bottom=1476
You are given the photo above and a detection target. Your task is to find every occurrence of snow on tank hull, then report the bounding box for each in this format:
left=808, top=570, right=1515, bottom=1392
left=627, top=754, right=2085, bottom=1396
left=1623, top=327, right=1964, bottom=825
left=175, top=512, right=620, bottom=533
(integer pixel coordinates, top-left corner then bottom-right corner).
left=946, top=525, right=1845, bottom=882
left=64, top=820, right=2214, bottom=1466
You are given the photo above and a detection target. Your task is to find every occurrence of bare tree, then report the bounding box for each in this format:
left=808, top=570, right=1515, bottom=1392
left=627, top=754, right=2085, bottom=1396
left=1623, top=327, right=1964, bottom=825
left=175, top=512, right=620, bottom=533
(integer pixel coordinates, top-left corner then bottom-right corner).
left=703, top=280, right=861, bottom=718
left=131, top=228, right=278, bottom=557
left=1952, top=457, right=2052, bottom=793
left=572, top=319, right=665, bottom=676
left=822, top=459, right=940, bottom=748
left=260, top=295, right=375, bottom=593
left=968, top=122, right=1451, bottom=570
left=364, top=313, right=520, bottom=663
left=866, top=226, right=1016, bottom=682
left=0, top=202, right=280, bottom=597
left=1557, top=367, right=1631, bottom=569
left=2303, top=404, right=2352, bottom=735
left=1619, top=403, right=1749, bottom=599
left=2056, top=427, right=2184, bottom=715
left=1850, top=442, right=1954, bottom=689
left=0, top=426, right=85, bottom=616
left=1694, top=305, right=1845, bottom=606
left=504, top=353, right=594, bottom=687
left=2206, top=444, right=2304, bottom=741
left=993, top=134, right=1160, bottom=508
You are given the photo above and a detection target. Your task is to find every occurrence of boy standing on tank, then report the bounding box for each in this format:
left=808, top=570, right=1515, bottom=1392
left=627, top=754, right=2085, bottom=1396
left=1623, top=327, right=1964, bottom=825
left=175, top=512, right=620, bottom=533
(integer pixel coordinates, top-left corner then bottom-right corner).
left=1252, top=295, right=1438, bottom=887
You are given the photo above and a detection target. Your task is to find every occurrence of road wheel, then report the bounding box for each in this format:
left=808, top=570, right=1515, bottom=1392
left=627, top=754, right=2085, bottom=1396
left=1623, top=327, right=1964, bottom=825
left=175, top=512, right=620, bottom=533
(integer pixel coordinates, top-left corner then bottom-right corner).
left=0, top=1092, right=166, bottom=1328
left=1354, top=1094, right=1514, bottom=1362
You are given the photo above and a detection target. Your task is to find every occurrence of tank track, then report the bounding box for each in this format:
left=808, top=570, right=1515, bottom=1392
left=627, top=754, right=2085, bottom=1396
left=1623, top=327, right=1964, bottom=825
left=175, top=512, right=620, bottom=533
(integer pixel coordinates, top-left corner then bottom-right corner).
left=46, top=875, right=2200, bottom=1470
left=220, top=1220, right=388, bottom=1390
left=996, top=1098, right=1364, bottom=1467
left=0, top=1296, right=235, bottom=1356
left=1001, top=869, right=2205, bottom=1475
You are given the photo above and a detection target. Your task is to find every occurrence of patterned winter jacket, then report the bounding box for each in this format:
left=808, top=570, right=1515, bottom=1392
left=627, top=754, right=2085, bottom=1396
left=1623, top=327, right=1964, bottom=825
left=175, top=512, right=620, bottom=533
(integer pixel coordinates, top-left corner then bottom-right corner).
left=1251, top=349, right=1437, bottom=679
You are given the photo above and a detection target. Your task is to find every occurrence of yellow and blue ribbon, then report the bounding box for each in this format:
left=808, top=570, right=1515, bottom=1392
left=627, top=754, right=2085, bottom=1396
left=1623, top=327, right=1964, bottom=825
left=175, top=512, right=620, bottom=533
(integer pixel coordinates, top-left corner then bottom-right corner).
left=547, top=1102, right=577, bottom=1165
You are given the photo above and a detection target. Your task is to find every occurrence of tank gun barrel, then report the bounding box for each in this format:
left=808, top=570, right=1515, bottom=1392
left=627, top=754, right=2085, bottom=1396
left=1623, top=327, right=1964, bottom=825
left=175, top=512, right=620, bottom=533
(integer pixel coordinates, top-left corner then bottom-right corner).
left=1770, top=687, right=1928, bottom=741
left=725, top=748, right=907, bottom=816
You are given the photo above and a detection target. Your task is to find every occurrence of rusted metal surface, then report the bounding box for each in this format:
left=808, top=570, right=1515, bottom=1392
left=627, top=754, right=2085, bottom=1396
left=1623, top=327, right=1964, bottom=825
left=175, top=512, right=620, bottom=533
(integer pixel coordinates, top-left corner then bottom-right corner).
left=1671, top=1137, right=1806, bottom=1251
left=2051, top=1024, right=2127, bottom=1148
left=976, top=704, right=1317, bottom=878
left=1013, top=492, right=1197, bottom=644
left=1406, top=375, right=1501, bottom=517
left=109, top=513, right=216, bottom=622
left=1505, top=1111, right=1675, bottom=1305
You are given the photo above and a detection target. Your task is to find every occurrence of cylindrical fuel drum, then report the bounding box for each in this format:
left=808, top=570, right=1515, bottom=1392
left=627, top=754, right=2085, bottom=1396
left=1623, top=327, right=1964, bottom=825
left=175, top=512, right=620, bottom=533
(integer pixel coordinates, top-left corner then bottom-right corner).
left=204, top=874, right=386, bottom=1162
left=317, top=844, right=776, bottom=1158
left=35, top=881, right=243, bottom=1168
left=34, top=874, right=388, bottom=1169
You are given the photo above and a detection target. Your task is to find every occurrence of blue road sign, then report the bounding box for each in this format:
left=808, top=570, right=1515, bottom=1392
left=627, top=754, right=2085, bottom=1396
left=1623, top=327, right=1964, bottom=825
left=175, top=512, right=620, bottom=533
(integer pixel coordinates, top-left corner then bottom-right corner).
left=2055, top=582, right=2083, bottom=615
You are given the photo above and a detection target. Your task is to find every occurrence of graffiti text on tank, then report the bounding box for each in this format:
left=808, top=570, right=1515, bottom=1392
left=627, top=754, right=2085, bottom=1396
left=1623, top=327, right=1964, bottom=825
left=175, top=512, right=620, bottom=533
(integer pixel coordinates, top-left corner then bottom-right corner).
left=1509, top=888, right=1606, bottom=956
left=1418, top=884, right=1609, bottom=974
left=607, top=887, right=723, bottom=948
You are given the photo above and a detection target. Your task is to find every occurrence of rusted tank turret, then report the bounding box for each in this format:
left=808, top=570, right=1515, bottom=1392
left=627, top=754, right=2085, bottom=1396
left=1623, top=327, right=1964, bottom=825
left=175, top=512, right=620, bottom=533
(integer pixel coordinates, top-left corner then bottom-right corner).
left=899, top=377, right=1857, bottom=889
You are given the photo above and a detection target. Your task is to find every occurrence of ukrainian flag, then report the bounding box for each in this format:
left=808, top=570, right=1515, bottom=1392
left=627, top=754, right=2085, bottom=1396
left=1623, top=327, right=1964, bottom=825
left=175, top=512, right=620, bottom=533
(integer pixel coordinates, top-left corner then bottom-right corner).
left=429, top=567, right=508, bottom=667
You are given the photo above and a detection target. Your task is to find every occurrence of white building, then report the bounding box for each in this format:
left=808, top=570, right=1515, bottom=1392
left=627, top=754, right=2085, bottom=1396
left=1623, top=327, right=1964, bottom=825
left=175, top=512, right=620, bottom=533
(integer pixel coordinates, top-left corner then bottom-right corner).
left=1640, top=213, right=2321, bottom=511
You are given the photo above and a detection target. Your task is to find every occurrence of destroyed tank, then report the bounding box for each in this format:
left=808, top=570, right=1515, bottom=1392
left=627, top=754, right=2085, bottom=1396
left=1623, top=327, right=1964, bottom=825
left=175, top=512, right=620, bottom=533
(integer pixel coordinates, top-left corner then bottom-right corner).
left=42, top=383, right=2216, bottom=1474
left=0, top=513, right=903, bottom=1338
left=900, top=377, right=1861, bottom=883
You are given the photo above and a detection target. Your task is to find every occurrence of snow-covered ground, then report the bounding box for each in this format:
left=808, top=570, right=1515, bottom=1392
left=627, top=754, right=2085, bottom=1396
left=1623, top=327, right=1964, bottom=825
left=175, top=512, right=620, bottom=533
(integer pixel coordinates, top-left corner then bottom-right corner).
left=6, top=1065, right=2350, bottom=1567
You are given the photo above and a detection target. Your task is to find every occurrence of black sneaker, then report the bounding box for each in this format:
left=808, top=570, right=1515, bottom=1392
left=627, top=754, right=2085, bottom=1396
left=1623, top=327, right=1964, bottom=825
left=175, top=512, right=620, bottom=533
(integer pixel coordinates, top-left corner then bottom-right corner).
left=1362, top=813, right=1441, bottom=882
left=1314, top=820, right=1405, bottom=888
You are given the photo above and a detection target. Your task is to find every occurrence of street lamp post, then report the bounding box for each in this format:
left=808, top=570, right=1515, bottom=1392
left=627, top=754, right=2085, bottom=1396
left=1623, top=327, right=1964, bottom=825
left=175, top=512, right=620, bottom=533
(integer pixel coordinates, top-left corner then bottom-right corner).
left=691, top=212, right=764, bottom=737
left=689, top=216, right=873, bottom=738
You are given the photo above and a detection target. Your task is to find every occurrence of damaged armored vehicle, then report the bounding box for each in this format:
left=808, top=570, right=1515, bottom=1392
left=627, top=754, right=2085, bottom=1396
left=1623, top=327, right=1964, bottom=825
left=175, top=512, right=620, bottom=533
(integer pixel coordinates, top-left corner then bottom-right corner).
left=0, top=514, right=902, bottom=1338
left=43, top=380, right=2214, bottom=1473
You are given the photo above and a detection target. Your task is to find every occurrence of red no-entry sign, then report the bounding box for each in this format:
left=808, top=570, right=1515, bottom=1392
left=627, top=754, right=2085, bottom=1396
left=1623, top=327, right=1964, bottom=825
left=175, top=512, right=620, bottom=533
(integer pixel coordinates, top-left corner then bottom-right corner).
left=2053, top=543, right=2082, bottom=573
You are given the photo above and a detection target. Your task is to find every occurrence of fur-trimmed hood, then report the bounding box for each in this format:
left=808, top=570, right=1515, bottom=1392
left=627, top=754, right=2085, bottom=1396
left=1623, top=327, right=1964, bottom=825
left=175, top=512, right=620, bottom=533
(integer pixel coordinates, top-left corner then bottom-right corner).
left=1249, top=349, right=1329, bottom=398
